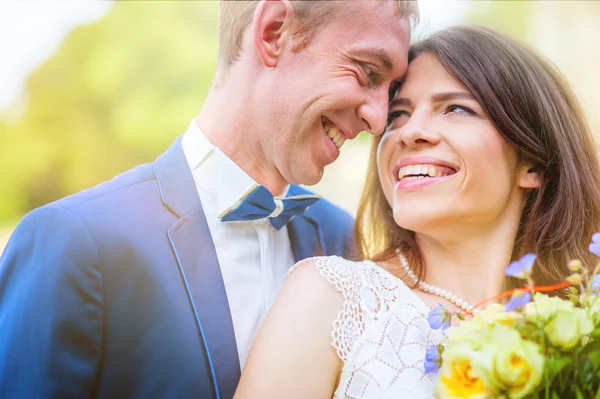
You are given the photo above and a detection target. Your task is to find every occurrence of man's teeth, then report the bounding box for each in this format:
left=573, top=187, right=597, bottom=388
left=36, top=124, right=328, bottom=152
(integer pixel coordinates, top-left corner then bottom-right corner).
left=398, top=164, right=452, bottom=181
left=325, top=125, right=346, bottom=149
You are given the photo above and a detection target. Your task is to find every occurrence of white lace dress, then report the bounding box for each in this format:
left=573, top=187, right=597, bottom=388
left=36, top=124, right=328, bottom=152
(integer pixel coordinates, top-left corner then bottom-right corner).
left=289, top=256, right=444, bottom=399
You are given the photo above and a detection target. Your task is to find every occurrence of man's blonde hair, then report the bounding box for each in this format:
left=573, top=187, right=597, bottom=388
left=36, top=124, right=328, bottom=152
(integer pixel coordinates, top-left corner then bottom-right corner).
left=218, top=0, right=419, bottom=71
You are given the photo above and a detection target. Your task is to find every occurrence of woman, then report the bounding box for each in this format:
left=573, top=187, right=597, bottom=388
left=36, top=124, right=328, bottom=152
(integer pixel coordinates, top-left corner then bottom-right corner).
left=234, top=25, right=600, bottom=398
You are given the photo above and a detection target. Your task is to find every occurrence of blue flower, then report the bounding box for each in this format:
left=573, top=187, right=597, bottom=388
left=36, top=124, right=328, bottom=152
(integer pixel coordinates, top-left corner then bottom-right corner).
left=592, top=275, right=600, bottom=292
left=428, top=305, right=451, bottom=330
left=424, top=345, right=441, bottom=373
left=505, top=291, right=532, bottom=312
left=589, top=233, right=600, bottom=256
left=505, top=253, right=537, bottom=279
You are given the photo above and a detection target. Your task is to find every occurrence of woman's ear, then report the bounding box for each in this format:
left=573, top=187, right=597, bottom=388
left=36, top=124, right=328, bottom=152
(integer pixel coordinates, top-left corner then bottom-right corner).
left=518, top=162, right=541, bottom=189
left=252, top=0, right=295, bottom=68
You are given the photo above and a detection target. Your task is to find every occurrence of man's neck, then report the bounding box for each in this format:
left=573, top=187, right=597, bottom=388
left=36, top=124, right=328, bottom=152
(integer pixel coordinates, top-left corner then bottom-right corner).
left=196, top=82, right=288, bottom=195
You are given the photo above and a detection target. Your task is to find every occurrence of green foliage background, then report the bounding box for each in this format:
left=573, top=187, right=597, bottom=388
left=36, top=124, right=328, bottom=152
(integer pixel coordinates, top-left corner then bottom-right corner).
left=0, top=0, right=532, bottom=225
left=2, top=0, right=599, bottom=252
left=0, top=1, right=219, bottom=223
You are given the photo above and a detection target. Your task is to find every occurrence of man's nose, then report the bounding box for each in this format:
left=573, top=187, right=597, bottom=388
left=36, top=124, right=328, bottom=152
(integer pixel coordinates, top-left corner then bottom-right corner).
left=357, top=88, right=390, bottom=136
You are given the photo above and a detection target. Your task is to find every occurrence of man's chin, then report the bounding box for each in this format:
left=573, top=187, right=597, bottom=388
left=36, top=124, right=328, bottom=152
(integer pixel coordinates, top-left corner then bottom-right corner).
left=287, top=169, right=324, bottom=187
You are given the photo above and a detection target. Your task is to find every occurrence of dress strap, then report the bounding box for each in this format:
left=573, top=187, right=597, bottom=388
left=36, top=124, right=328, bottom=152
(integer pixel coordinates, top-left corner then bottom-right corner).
left=288, top=256, right=407, bottom=362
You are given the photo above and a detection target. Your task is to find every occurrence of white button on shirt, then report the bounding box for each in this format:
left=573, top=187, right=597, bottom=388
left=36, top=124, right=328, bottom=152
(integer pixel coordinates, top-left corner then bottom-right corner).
left=181, top=119, right=295, bottom=369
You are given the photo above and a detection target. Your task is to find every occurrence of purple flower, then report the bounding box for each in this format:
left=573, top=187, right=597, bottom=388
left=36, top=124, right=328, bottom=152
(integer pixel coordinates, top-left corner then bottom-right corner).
left=505, top=253, right=537, bottom=279
left=505, top=291, right=531, bottom=312
left=592, top=275, right=600, bottom=292
left=428, top=305, right=451, bottom=330
left=424, top=345, right=441, bottom=373
left=589, top=233, right=600, bottom=256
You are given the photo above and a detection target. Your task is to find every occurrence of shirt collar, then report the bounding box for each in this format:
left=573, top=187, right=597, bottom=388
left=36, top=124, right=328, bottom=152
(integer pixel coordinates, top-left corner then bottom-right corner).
left=181, top=118, right=289, bottom=216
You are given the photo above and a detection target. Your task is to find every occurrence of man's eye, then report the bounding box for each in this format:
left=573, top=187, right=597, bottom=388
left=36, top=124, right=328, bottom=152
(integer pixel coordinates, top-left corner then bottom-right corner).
left=364, top=66, right=377, bottom=77
left=361, top=64, right=380, bottom=85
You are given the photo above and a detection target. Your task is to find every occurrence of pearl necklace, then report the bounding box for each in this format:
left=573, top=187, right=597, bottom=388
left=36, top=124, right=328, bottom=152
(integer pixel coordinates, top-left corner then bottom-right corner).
left=396, top=249, right=477, bottom=314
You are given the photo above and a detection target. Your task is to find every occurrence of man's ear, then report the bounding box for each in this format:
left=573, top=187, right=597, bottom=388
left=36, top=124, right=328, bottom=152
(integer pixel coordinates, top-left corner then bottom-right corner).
left=252, top=0, right=295, bottom=68
left=518, top=162, right=541, bottom=189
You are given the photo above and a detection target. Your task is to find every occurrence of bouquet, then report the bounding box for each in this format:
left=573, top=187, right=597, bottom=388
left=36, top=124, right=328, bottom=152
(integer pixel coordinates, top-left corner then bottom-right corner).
left=425, top=234, right=600, bottom=399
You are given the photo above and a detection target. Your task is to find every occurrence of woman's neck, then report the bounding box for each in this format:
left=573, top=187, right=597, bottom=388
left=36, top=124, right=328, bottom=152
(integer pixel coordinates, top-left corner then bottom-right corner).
left=413, top=217, right=521, bottom=308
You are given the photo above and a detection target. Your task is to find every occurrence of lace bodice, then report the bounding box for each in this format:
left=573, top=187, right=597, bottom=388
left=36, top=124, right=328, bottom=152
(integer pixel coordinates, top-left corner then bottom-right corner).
left=288, top=256, right=444, bottom=399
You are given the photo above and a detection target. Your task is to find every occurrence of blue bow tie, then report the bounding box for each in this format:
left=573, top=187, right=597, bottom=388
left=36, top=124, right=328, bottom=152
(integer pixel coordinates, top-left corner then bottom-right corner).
left=218, top=185, right=321, bottom=230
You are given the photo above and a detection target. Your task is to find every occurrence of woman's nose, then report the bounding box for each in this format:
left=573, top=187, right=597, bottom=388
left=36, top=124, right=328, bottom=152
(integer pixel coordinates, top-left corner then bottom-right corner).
left=396, top=113, right=442, bottom=148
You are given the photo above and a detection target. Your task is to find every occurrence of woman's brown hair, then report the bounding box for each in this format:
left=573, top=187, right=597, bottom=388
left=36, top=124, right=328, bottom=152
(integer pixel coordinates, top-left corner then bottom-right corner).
left=355, top=25, right=600, bottom=288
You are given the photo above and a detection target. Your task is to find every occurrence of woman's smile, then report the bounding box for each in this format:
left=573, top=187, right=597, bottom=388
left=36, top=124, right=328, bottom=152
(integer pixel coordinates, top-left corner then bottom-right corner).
left=393, top=156, right=459, bottom=191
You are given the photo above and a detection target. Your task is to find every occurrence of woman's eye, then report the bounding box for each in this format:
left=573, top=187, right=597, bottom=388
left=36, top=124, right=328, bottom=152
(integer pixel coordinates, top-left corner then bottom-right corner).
left=387, top=110, right=410, bottom=124
left=446, top=104, right=475, bottom=115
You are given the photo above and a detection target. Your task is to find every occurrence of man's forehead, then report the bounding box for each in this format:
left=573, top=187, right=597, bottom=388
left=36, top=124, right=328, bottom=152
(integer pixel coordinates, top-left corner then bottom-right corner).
left=344, top=46, right=391, bottom=69
left=331, top=0, right=413, bottom=27
left=346, top=30, right=410, bottom=76
left=326, top=3, right=411, bottom=47
left=316, top=2, right=411, bottom=71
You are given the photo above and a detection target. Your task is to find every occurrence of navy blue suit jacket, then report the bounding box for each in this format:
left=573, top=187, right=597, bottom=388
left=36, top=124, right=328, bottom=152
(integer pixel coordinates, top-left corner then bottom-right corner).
left=0, top=138, right=355, bottom=399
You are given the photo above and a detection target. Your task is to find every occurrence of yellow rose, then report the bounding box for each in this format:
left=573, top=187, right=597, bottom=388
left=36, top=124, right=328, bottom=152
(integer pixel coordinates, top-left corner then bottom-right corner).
left=478, top=326, right=544, bottom=399
left=544, top=308, right=594, bottom=350
left=524, top=293, right=573, bottom=321
left=445, top=319, right=486, bottom=344
left=586, top=295, right=600, bottom=323
left=436, top=342, right=490, bottom=399
left=476, top=304, right=522, bottom=327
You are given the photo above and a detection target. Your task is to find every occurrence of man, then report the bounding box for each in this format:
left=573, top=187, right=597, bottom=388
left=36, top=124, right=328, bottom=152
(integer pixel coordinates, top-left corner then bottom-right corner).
left=0, top=1, right=414, bottom=398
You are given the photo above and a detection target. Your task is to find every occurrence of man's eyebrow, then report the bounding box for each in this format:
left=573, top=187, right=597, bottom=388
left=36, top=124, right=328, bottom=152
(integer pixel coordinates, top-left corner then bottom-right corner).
left=351, top=47, right=394, bottom=71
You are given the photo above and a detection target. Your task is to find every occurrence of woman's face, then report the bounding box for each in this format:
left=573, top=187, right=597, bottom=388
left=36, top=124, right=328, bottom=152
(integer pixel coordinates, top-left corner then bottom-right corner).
left=378, top=53, right=538, bottom=237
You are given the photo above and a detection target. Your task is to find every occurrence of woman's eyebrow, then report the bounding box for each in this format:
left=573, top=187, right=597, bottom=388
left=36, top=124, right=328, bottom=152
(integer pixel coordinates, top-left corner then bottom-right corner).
left=430, top=91, right=475, bottom=103
left=389, top=97, right=412, bottom=108
left=390, top=91, right=475, bottom=108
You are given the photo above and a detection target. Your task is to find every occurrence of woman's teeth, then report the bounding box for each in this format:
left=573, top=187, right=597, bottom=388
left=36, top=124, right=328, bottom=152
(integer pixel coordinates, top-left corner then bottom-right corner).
left=398, top=164, right=453, bottom=181
left=325, top=125, right=346, bottom=149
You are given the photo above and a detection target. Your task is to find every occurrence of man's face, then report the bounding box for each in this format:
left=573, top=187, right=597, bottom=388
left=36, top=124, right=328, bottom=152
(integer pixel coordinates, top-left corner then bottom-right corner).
left=260, top=1, right=411, bottom=187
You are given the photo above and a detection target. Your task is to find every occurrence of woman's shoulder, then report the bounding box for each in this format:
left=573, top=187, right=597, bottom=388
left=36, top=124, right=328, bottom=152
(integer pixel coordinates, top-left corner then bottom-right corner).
left=286, top=255, right=411, bottom=297
left=286, top=256, right=414, bottom=361
left=286, top=256, right=377, bottom=298
left=286, top=255, right=366, bottom=281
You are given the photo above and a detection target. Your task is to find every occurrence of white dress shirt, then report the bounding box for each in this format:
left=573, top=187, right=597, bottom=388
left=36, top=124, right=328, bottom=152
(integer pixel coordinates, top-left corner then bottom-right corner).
left=181, top=119, right=295, bottom=369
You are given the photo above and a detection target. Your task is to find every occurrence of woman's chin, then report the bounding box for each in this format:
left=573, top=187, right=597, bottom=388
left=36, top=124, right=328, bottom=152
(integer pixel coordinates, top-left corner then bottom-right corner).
left=393, top=211, right=451, bottom=237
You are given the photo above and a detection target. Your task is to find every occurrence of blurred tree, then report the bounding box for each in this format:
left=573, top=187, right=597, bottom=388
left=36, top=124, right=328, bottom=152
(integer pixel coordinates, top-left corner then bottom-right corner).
left=464, top=0, right=533, bottom=41
left=0, top=1, right=219, bottom=221
left=463, top=0, right=600, bottom=142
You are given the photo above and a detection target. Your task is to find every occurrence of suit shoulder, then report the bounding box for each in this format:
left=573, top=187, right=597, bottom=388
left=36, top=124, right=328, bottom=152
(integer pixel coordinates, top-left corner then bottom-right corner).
left=44, top=162, right=157, bottom=212
left=6, top=205, right=100, bottom=266
left=293, top=186, right=356, bottom=257
left=307, top=196, right=354, bottom=229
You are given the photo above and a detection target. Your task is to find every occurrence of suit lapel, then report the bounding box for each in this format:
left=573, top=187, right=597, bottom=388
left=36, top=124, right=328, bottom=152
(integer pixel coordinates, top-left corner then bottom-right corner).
left=155, top=137, right=240, bottom=399
left=286, top=185, right=324, bottom=262
left=167, top=209, right=240, bottom=399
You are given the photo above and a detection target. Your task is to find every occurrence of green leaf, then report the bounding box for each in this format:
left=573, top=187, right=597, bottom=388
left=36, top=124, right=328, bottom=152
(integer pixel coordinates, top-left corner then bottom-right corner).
left=580, top=339, right=600, bottom=369
left=545, top=356, right=572, bottom=380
